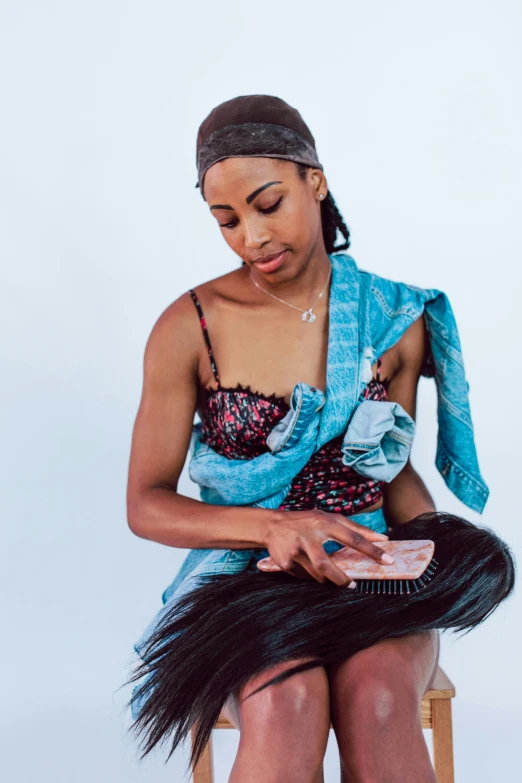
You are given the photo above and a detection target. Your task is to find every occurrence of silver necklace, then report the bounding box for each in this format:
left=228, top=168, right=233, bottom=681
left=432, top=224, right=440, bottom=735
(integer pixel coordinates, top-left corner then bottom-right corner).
left=249, top=262, right=332, bottom=323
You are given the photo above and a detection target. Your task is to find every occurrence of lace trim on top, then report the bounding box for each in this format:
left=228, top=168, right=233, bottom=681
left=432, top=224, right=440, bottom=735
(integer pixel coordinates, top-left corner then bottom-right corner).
left=189, top=287, right=388, bottom=406
left=203, top=382, right=290, bottom=410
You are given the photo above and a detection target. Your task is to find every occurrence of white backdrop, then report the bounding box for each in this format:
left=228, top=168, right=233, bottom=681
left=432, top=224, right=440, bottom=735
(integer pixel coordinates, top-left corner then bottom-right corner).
left=2, top=2, right=521, bottom=781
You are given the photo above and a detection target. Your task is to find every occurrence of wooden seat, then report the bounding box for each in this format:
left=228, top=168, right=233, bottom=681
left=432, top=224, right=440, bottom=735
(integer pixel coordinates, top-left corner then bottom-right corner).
left=191, top=665, right=455, bottom=783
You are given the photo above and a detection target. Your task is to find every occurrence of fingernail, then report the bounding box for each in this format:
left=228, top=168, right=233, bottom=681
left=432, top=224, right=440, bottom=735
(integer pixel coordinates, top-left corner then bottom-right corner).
left=377, top=534, right=389, bottom=539
left=348, top=581, right=357, bottom=589
left=382, top=554, right=394, bottom=564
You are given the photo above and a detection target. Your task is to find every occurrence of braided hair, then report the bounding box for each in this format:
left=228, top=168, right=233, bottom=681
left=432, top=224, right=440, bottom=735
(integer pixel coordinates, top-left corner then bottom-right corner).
left=295, top=163, right=350, bottom=254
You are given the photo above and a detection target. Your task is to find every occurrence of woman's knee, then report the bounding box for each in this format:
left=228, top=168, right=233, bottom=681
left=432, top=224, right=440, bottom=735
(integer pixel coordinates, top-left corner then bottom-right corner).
left=237, top=658, right=330, bottom=731
left=329, top=642, right=439, bottom=736
left=346, top=673, right=419, bottom=729
left=329, top=631, right=439, bottom=705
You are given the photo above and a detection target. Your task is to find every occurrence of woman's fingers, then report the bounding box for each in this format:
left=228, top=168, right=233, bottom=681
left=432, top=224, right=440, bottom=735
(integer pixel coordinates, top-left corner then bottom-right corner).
left=257, top=556, right=311, bottom=580
left=257, top=545, right=357, bottom=588
left=258, top=525, right=393, bottom=572
left=256, top=510, right=393, bottom=580
left=332, top=518, right=394, bottom=564
left=256, top=558, right=281, bottom=571
left=301, top=540, right=357, bottom=587
left=339, top=514, right=389, bottom=541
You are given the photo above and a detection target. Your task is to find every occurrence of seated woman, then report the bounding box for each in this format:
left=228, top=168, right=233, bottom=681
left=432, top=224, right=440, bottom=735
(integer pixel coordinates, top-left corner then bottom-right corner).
left=124, top=94, right=515, bottom=783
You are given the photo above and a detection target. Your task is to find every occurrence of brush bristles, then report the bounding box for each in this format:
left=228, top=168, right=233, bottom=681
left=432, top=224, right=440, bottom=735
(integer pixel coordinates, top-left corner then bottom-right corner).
left=355, top=556, right=440, bottom=594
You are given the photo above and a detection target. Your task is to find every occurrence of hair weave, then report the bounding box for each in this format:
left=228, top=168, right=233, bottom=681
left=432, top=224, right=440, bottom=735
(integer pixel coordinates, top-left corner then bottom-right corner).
left=123, top=511, right=515, bottom=774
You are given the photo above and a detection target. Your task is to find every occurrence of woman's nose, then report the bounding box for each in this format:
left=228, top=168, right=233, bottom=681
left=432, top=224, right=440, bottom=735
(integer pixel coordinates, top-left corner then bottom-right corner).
left=242, top=219, right=271, bottom=249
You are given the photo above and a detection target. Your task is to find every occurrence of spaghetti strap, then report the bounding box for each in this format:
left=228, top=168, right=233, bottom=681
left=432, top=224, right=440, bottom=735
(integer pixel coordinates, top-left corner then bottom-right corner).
left=188, top=289, right=221, bottom=388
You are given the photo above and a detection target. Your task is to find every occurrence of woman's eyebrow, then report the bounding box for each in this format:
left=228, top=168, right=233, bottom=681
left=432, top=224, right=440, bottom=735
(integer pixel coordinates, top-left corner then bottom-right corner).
left=210, top=181, right=283, bottom=211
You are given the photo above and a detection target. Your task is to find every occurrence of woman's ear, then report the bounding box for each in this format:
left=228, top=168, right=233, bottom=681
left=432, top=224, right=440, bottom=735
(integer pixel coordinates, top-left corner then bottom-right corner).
left=309, top=167, right=327, bottom=199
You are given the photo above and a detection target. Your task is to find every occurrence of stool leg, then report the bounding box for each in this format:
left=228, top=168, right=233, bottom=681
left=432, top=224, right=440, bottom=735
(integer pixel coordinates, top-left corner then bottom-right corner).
left=191, top=727, right=213, bottom=783
left=431, top=699, right=454, bottom=783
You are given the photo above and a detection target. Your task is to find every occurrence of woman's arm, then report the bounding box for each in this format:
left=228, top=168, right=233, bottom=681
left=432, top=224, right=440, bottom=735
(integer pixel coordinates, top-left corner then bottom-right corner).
left=382, top=314, right=436, bottom=527
left=126, top=293, right=275, bottom=550
left=127, top=293, right=389, bottom=575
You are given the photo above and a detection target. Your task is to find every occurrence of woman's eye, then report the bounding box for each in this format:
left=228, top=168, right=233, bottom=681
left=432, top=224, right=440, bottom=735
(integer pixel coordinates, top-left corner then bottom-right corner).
left=218, top=196, right=283, bottom=229
left=260, top=196, right=283, bottom=214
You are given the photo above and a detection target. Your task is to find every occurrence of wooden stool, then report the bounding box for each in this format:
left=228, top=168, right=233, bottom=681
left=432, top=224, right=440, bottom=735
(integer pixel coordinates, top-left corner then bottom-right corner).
left=191, top=665, right=455, bottom=783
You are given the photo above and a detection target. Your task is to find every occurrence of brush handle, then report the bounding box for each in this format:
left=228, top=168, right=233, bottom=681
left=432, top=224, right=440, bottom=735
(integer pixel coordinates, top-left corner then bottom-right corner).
left=258, top=540, right=435, bottom=580
left=330, top=540, right=435, bottom=579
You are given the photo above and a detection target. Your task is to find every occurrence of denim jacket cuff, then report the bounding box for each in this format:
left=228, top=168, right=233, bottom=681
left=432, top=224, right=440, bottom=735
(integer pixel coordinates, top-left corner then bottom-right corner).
left=340, top=399, right=416, bottom=482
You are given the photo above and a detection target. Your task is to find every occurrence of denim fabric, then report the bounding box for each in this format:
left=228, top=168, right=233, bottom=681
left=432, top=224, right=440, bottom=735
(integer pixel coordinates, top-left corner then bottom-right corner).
left=131, top=251, right=489, bottom=683
left=188, top=252, right=488, bottom=514
left=341, top=399, right=416, bottom=482
left=188, top=381, right=326, bottom=508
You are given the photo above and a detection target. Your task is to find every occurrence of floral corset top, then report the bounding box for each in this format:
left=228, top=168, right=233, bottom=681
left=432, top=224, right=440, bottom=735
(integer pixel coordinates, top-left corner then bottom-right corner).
left=189, top=288, right=391, bottom=517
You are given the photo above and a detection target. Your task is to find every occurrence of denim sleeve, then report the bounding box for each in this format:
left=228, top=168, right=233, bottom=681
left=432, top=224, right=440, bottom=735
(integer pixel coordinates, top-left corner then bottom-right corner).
left=188, top=382, right=325, bottom=505
left=340, top=399, right=416, bottom=482
left=362, top=269, right=489, bottom=512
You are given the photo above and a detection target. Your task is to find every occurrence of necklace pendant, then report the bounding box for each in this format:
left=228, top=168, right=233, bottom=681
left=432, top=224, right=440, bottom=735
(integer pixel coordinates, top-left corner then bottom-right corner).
left=302, top=309, right=316, bottom=323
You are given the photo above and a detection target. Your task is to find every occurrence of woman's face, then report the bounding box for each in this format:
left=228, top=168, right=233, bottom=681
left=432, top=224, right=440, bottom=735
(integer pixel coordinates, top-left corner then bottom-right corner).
left=202, top=156, right=328, bottom=277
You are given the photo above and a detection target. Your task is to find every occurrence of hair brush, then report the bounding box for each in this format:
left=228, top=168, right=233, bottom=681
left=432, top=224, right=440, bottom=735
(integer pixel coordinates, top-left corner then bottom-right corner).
left=257, top=540, right=438, bottom=595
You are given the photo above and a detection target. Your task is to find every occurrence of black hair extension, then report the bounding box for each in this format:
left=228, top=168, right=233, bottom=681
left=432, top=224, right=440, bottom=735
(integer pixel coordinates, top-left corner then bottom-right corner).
left=123, top=511, right=515, bottom=774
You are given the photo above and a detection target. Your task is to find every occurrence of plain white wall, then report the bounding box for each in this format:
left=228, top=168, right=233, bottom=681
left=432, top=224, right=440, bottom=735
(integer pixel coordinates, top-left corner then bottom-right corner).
left=2, top=1, right=521, bottom=781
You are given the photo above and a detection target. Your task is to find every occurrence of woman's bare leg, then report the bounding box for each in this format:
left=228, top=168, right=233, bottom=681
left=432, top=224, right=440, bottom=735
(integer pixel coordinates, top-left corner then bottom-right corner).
left=327, top=630, right=440, bottom=783
left=225, top=657, right=330, bottom=783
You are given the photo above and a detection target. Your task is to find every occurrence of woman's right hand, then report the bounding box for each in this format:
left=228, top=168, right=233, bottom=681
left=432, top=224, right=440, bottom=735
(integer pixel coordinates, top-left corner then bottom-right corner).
left=258, top=508, right=394, bottom=588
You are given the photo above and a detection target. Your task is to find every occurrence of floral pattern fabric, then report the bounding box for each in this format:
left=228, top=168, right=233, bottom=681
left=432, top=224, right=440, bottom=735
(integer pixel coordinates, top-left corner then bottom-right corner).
left=190, top=288, right=390, bottom=516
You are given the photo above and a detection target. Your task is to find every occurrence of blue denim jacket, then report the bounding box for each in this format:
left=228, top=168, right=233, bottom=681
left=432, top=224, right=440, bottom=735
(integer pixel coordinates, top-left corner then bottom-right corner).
left=133, top=252, right=488, bottom=664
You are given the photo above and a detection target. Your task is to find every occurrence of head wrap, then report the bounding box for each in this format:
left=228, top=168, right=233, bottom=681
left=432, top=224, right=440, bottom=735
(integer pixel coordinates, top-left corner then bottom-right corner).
left=195, top=94, right=323, bottom=199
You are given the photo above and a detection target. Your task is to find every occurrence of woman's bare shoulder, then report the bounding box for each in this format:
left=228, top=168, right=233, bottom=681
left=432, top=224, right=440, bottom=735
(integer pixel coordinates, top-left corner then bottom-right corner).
left=142, top=267, right=245, bottom=375
left=142, top=291, right=203, bottom=383
left=188, top=265, right=253, bottom=310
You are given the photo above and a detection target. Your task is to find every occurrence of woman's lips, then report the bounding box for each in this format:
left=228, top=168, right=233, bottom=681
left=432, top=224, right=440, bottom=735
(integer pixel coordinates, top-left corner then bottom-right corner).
left=252, top=250, right=287, bottom=273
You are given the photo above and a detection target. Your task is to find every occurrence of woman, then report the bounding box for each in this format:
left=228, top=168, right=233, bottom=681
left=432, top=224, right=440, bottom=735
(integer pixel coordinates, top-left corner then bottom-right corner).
left=125, top=95, right=514, bottom=782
